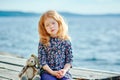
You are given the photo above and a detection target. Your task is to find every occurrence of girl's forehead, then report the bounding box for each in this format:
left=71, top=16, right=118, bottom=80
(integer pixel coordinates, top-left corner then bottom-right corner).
left=44, top=17, right=56, bottom=23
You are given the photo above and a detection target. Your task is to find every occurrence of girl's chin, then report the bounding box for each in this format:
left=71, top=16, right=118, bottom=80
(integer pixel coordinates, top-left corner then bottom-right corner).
left=50, top=34, right=57, bottom=37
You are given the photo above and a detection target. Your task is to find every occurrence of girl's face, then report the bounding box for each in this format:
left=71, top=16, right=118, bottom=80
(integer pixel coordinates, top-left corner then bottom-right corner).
left=44, top=17, right=59, bottom=37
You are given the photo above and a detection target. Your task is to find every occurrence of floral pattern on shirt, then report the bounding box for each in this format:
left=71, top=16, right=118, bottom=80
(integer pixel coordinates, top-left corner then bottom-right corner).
left=38, top=37, right=73, bottom=70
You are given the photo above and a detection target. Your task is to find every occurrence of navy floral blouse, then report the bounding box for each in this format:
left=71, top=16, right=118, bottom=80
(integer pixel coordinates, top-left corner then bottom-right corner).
left=38, top=37, right=73, bottom=78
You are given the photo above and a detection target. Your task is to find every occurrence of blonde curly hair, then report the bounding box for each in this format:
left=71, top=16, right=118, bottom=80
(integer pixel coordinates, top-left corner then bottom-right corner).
left=38, top=10, right=70, bottom=46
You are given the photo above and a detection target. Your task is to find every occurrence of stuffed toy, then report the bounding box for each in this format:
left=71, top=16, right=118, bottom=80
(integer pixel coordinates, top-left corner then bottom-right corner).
left=18, top=54, right=40, bottom=80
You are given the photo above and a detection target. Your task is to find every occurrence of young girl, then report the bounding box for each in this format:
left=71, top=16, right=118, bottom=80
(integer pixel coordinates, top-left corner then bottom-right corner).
left=38, top=10, right=73, bottom=80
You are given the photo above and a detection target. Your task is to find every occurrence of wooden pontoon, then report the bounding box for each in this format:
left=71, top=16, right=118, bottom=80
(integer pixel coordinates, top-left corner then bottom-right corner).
left=0, top=55, right=120, bottom=80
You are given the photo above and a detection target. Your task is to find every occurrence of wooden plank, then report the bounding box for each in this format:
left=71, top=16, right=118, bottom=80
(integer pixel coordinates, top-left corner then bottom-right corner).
left=0, top=68, right=19, bottom=80
left=70, top=67, right=120, bottom=79
left=0, top=75, right=10, bottom=80
left=0, top=55, right=120, bottom=80
left=0, top=63, right=22, bottom=71
left=0, top=77, right=9, bottom=80
left=0, top=55, right=26, bottom=66
left=0, top=55, right=26, bottom=80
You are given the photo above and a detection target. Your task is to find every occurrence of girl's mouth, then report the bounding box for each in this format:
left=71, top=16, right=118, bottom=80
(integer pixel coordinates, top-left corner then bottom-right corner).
left=51, top=29, right=55, bottom=32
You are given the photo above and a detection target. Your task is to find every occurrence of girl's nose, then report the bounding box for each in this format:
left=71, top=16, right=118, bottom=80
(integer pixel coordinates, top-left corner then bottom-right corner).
left=50, top=24, right=53, bottom=28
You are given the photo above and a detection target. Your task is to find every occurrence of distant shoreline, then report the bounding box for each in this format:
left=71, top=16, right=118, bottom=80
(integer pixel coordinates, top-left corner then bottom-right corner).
left=0, top=11, right=120, bottom=17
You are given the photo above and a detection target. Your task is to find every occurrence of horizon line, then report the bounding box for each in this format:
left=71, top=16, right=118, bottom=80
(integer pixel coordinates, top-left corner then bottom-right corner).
left=0, top=10, right=120, bottom=16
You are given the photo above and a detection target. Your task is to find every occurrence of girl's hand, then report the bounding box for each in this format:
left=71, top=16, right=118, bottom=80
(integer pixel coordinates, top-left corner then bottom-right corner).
left=51, top=71, right=59, bottom=77
left=56, top=69, right=67, bottom=78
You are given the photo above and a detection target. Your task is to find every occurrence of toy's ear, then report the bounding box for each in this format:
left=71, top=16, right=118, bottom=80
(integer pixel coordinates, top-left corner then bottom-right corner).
left=31, top=54, right=36, bottom=58
left=31, top=54, right=39, bottom=68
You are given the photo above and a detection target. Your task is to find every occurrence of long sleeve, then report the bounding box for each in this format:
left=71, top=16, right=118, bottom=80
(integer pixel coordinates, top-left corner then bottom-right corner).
left=38, top=43, right=47, bottom=67
left=65, top=40, right=73, bottom=64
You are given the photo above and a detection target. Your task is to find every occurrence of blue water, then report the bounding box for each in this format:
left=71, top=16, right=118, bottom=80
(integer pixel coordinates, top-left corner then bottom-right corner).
left=0, top=15, right=120, bottom=72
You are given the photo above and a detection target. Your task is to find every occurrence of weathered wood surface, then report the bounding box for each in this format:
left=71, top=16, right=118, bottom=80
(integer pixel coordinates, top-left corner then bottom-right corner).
left=0, top=55, right=120, bottom=80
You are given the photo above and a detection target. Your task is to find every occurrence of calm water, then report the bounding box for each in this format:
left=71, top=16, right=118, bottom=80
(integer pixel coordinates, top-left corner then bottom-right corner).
left=0, top=15, right=120, bottom=72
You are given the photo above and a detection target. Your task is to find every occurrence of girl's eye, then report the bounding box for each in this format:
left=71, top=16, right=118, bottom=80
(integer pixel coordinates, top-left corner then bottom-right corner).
left=52, top=22, right=55, bottom=24
left=46, top=24, right=49, bottom=27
